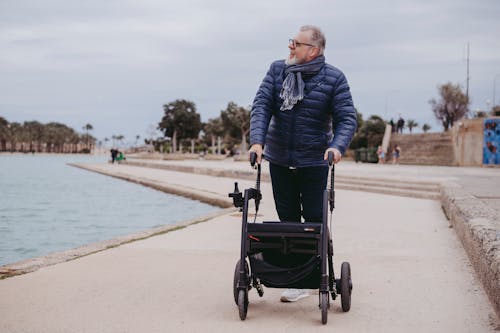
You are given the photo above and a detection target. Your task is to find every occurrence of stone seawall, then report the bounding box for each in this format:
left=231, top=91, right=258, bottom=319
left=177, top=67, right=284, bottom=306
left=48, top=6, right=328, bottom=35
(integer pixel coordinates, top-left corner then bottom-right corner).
left=441, top=183, right=500, bottom=317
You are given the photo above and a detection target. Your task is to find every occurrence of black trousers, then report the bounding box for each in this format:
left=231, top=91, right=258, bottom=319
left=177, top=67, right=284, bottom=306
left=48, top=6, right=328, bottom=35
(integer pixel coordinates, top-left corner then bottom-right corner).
left=269, top=163, right=329, bottom=223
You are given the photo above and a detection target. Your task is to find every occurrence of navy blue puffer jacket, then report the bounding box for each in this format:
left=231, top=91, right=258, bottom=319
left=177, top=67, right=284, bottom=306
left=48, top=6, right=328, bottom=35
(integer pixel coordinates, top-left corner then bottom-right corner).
left=250, top=60, right=357, bottom=167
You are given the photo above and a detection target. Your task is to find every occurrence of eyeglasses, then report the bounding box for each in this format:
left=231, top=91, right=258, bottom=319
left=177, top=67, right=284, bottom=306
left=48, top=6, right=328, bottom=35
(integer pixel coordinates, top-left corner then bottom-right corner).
left=289, top=38, right=316, bottom=48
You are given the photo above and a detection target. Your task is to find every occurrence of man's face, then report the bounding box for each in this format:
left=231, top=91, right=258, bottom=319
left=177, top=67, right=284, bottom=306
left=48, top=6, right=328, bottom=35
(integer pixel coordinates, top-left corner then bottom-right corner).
left=286, top=30, right=317, bottom=65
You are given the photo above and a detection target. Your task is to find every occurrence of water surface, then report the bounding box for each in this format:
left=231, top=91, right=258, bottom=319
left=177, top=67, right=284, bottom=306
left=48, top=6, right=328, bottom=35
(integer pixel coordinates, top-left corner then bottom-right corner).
left=0, top=154, right=218, bottom=266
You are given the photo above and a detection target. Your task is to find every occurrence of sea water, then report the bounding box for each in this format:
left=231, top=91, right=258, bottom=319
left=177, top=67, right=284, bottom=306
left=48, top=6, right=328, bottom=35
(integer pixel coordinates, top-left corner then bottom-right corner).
left=0, top=154, right=218, bottom=266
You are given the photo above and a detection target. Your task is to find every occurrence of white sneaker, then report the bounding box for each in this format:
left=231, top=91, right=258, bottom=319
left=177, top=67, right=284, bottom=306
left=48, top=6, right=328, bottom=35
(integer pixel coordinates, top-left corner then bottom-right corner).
left=280, top=289, right=310, bottom=302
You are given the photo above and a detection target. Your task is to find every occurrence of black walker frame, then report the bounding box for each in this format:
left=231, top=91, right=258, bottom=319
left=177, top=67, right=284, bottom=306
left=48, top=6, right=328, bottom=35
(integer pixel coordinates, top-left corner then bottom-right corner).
left=229, top=152, right=352, bottom=324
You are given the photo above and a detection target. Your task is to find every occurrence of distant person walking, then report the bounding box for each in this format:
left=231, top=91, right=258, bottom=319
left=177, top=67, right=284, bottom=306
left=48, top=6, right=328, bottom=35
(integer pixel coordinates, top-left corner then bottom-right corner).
left=377, top=145, right=386, bottom=164
left=116, top=151, right=126, bottom=163
left=392, top=145, right=401, bottom=164
left=110, top=148, right=118, bottom=164
left=397, top=117, right=405, bottom=134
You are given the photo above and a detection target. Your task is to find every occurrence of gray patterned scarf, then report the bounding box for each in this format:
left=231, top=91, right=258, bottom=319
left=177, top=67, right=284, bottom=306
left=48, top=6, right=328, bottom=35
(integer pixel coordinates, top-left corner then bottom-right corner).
left=280, top=55, right=325, bottom=111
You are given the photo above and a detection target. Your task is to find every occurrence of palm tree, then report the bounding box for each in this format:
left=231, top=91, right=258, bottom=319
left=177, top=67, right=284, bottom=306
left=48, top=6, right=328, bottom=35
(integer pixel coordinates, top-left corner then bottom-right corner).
left=82, top=123, right=93, bottom=150
left=115, top=134, right=125, bottom=148
left=6, top=122, right=22, bottom=152
left=406, top=119, right=419, bottom=133
left=0, top=117, right=9, bottom=151
left=24, top=121, right=44, bottom=152
left=422, top=124, right=431, bottom=133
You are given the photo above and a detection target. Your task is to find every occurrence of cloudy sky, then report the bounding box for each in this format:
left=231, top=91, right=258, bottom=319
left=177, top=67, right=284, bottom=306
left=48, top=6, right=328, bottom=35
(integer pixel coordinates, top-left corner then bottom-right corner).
left=1, top=0, right=499, bottom=143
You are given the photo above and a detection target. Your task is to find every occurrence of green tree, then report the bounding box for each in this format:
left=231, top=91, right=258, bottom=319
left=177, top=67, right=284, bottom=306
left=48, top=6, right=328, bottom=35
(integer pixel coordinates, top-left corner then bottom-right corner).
left=24, top=121, right=44, bottom=152
left=159, top=99, right=202, bottom=153
left=220, top=102, right=251, bottom=154
left=429, top=82, right=469, bottom=131
left=44, top=122, right=79, bottom=153
left=0, top=117, right=10, bottom=151
left=473, top=110, right=488, bottom=118
left=203, top=117, right=225, bottom=154
left=0, top=117, right=94, bottom=153
left=491, top=105, right=500, bottom=116
left=349, top=109, right=365, bottom=149
left=406, top=119, right=418, bottom=133
left=350, top=113, right=384, bottom=149
left=362, top=115, right=386, bottom=147
left=422, top=124, right=431, bottom=133
left=5, top=122, right=22, bottom=152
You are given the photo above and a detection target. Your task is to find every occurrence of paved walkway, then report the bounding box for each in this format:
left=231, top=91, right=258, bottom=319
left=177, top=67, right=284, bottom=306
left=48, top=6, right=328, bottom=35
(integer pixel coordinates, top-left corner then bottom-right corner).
left=124, top=158, right=500, bottom=213
left=0, top=160, right=498, bottom=332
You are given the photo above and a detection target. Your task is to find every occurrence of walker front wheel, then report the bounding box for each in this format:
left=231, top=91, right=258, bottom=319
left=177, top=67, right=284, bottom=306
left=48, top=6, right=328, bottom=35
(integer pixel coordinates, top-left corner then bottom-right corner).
left=233, top=259, right=249, bottom=305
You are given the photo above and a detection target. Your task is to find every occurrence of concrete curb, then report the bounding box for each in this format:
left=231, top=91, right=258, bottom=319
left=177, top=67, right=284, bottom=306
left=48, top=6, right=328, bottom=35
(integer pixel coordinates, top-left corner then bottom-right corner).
left=124, top=160, right=266, bottom=183
left=123, top=160, right=441, bottom=200
left=0, top=207, right=235, bottom=279
left=441, top=182, right=500, bottom=317
left=70, top=163, right=233, bottom=209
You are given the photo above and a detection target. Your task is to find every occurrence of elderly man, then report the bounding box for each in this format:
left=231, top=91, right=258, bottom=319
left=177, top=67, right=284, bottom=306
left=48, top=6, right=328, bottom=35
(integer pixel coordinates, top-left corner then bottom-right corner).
left=249, top=25, right=357, bottom=302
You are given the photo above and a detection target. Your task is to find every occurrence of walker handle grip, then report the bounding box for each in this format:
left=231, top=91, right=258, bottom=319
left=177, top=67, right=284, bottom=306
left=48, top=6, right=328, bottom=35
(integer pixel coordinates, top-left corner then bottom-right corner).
left=327, top=151, right=334, bottom=166
left=250, top=152, right=257, bottom=167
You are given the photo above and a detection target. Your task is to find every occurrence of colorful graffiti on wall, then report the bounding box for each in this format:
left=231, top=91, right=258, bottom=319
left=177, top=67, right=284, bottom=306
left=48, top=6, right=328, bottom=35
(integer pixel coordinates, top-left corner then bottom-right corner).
left=483, top=118, right=500, bottom=165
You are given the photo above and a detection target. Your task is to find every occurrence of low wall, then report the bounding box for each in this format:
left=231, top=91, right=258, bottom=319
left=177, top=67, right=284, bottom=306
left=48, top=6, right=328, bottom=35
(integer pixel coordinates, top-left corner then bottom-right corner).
left=451, top=119, right=484, bottom=166
left=441, top=183, right=500, bottom=317
left=389, top=132, right=456, bottom=166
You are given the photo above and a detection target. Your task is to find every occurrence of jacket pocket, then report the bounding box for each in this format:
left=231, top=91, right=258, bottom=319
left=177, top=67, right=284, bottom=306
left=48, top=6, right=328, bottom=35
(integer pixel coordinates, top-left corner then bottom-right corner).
left=297, top=134, right=328, bottom=151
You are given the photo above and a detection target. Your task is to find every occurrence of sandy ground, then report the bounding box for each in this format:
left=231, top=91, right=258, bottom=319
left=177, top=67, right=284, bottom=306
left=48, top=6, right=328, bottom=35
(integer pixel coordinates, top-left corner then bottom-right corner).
left=0, top=164, right=498, bottom=332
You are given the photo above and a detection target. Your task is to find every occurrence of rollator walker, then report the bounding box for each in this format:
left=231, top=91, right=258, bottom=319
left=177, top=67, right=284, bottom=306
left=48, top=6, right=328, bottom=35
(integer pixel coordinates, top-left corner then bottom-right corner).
left=229, top=152, right=353, bottom=324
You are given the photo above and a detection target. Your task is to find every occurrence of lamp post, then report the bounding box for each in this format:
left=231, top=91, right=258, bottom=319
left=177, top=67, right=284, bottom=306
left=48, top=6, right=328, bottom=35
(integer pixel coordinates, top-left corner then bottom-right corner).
left=493, top=74, right=500, bottom=109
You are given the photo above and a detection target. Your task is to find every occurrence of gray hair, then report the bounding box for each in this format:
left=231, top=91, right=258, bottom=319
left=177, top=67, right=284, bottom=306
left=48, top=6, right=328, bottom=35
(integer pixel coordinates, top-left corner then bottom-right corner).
left=300, top=25, right=326, bottom=54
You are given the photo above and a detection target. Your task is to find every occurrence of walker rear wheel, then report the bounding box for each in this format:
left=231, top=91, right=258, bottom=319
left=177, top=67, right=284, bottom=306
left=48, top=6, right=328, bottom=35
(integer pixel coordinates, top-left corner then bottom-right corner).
left=340, top=262, right=352, bottom=312
left=320, top=292, right=329, bottom=325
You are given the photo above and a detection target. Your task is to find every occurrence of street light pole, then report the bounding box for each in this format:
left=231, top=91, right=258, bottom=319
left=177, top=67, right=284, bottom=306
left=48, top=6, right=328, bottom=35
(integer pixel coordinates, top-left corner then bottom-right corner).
left=494, top=74, right=500, bottom=108
left=466, top=42, right=470, bottom=102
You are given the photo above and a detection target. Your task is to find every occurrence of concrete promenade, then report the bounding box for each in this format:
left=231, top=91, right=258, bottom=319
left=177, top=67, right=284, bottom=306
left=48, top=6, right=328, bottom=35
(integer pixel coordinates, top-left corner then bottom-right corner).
left=0, top=159, right=499, bottom=332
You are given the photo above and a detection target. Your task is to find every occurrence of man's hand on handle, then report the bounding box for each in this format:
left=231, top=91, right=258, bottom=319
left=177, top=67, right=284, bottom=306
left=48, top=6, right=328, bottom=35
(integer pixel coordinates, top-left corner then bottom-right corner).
left=324, top=148, right=342, bottom=164
left=250, top=145, right=340, bottom=164
left=249, top=144, right=263, bottom=164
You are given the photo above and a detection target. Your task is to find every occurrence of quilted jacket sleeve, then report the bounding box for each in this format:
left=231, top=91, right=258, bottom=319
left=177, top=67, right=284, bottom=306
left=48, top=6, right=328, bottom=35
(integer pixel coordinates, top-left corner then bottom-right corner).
left=250, top=62, right=277, bottom=146
left=330, top=72, right=357, bottom=155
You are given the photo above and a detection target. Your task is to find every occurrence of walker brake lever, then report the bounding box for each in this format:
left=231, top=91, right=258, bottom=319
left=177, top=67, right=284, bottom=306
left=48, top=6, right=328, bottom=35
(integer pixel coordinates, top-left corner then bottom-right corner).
left=228, top=182, right=244, bottom=209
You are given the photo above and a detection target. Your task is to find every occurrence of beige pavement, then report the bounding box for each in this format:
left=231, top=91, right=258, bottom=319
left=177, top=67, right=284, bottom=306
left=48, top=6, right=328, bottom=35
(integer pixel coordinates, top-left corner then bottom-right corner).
left=0, top=161, right=498, bottom=332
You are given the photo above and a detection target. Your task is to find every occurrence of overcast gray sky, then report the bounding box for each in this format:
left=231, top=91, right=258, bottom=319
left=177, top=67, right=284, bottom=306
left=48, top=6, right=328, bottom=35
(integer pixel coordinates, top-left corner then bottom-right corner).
left=1, top=0, right=499, bottom=143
